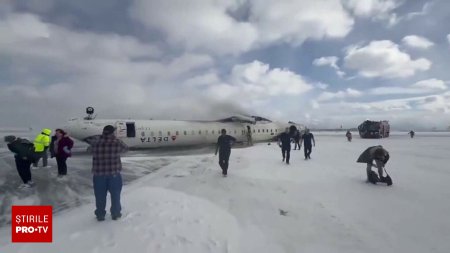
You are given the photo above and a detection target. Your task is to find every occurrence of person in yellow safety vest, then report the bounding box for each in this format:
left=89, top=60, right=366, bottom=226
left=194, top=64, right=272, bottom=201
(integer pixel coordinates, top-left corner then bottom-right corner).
left=33, top=128, right=52, bottom=168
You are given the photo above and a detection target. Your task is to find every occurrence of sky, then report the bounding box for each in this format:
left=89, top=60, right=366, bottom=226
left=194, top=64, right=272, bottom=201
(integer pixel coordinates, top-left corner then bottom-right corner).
left=0, top=0, right=449, bottom=130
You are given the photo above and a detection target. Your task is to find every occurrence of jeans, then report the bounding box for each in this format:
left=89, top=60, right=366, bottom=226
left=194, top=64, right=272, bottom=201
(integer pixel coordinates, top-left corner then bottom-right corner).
left=93, top=173, right=122, bottom=218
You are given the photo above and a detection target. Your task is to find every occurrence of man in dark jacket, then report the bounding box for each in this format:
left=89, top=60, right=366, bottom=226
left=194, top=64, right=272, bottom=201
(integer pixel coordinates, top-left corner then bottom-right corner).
left=5, top=135, right=36, bottom=188
left=278, top=128, right=291, bottom=164
left=300, top=129, right=315, bottom=160
left=88, top=125, right=128, bottom=221
left=215, top=129, right=236, bottom=176
left=357, top=145, right=390, bottom=184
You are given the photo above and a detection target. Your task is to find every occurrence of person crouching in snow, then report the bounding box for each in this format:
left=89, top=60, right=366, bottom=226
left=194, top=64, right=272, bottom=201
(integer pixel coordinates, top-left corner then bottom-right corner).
left=357, top=145, right=391, bottom=185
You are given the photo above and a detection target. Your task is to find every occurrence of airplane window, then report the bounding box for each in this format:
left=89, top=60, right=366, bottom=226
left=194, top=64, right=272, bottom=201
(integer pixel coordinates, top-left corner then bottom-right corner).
left=258, top=129, right=260, bottom=133
left=253, top=129, right=256, bottom=133
left=176, top=131, right=179, bottom=135
left=212, top=130, right=215, bottom=134
left=199, top=130, right=202, bottom=134
left=271, top=129, right=273, bottom=132
left=167, top=131, right=171, bottom=136
left=158, top=131, right=162, bottom=136
left=275, top=129, right=278, bottom=133
left=183, top=131, right=187, bottom=135
left=234, top=130, right=236, bottom=134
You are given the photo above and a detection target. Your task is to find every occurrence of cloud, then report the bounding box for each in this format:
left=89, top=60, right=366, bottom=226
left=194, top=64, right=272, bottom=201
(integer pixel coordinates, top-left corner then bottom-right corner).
left=368, top=79, right=446, bottom=95
left=312, top=56, right=346, bottom=77
left=344, top=0, right=401, bottom=17
left=402, top=35, right=434, bottom=49
left=343, top=0, right=404, bottom=25
left=248, top=0, right=354, bottom=45
left=0, top=13, right=234, bottom=125
left=317, top=88, right=362, bottom=102
left=343, top=40, right=431, bottom=78
left=369, top=87, right=433, bottom=95
left=130, top=0, right=354, bottom=55
left=205, top=60, right=314, bottom=108
left=129, top=0, right=258, bottom=55
left=412, top=79, right=447, bottom=90
left=416, top=92, right=450, bottom=113
left=313, top=56, right=339, bottom=69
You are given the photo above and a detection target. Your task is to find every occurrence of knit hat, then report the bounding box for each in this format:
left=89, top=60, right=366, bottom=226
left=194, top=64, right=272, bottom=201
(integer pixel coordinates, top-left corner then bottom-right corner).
left=102, top=125, right=116, bottom=135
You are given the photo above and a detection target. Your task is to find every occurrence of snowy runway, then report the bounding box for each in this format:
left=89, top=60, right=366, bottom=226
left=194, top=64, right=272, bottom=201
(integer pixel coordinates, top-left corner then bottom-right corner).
left=1, top=133, right=450, bottom=252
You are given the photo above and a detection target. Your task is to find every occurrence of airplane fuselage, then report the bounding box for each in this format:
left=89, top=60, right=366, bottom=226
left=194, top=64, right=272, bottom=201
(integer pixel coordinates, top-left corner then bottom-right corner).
left=66, top=118, right=296, bottom=149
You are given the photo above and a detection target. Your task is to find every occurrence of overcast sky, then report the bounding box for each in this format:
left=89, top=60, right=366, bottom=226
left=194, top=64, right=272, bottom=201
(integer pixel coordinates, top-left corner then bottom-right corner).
left=1, top=0, right=449, bottom=130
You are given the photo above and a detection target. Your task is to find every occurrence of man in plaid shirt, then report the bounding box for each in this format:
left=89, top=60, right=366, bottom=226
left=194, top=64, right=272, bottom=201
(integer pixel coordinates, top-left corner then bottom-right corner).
left=89, top=125, right=128, bottom=221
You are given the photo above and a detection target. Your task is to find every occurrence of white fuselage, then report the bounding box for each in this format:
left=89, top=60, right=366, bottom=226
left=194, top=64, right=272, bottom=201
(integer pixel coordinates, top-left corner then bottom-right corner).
left=66, top=118, right=298, bottom=149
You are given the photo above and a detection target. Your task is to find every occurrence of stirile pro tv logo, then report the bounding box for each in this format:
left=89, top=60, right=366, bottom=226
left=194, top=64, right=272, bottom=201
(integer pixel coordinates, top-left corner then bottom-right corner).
left=12, top=206, right=53, bottom=243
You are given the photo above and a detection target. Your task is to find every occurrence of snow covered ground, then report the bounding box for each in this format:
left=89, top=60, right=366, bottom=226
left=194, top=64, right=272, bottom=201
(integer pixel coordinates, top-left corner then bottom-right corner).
left=1, top=133, right=450, bottom=252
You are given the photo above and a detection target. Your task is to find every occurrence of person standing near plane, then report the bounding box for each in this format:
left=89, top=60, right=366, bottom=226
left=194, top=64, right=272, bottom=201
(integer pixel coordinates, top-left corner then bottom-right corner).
left=215, top=129, right=236, bottom=177
left=88, top=125, right=128, bottom=221
left=278, top=127, right=291, bottom=164
left=52, top=129, right=74, bottom=177
left=246, top=125, right=253, bottom=146
left=5, top=135, right=36, bottom=188
left=33, top=128, right=51, bottom=168
left=300, top=128, right=315, bottom=160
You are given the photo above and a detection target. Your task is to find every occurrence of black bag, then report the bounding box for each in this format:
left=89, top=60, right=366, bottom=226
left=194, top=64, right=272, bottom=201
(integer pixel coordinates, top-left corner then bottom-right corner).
left=384, top=174, right=393, bottom=186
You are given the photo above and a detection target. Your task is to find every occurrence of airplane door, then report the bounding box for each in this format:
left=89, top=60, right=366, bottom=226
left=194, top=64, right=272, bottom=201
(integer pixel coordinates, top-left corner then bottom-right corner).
left=115, top=121, right=127, bottom=138
left=126, top=122, right=136, bottom=137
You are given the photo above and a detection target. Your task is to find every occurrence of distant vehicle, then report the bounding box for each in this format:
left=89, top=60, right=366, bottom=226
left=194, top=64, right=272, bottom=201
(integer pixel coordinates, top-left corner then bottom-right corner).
left=358, top=120, right=390, bottom=138
left=65, top=107, right=304, bottom=149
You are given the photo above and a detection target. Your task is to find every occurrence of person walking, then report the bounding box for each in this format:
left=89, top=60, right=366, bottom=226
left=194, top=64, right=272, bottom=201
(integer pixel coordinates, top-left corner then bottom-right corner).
left=52, top=129, right=74, bottom=177
left=346, top=130, right=352, bottom=142
left=278, top=127, right=291, bottom=164
left=33, top=128, right=52, bottom=168
left=215, top=129, right=236, bottom=177
left=300, top=129, right=315, bottom=160
left=88, top=125, right=128, bottom=221
left=5, top=135, right=36, bottom=188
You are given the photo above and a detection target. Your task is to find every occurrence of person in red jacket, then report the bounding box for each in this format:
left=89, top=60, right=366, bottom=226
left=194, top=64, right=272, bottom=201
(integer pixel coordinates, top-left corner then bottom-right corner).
left=51, top=129, right=74, bottom=177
